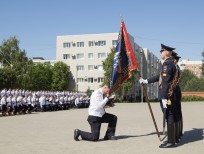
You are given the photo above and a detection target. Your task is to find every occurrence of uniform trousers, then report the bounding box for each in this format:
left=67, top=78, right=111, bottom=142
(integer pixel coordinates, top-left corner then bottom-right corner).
left=80, top=113, right=117, bottom=141
left=166, top=104, right=176, bottom=143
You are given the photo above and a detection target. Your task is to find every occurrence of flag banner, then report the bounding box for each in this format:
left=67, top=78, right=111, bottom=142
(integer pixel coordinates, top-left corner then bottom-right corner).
left=109, top=21, right=139, bottom=94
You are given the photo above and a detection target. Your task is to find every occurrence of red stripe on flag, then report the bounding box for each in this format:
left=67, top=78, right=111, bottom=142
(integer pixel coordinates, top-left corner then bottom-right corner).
left=122, top=21, right=139, bottom=71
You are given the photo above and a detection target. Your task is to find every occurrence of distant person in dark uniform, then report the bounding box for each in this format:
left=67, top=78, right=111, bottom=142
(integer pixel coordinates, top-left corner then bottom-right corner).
left=175, top=55, right=183, bottom=138
left=74, top=84, right=117, bottom=141
left=140, top=44, right=178, bottom=148
left=171, top=52, right=183, bottom=142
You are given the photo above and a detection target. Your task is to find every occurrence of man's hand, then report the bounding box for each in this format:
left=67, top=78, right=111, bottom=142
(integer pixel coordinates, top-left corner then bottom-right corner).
left=162, top=99, right=167, bottom=108
left=139, top=78, right=148, bottom=84
left=109, top=95, right=115, bottom=99
left=106, top=96, right=115, bottom=107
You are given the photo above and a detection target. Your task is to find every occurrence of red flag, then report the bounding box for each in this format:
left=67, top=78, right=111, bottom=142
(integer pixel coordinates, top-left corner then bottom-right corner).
left=121, top=21, right=139, bottom=71
left=109, top=20, right=139, bottom=94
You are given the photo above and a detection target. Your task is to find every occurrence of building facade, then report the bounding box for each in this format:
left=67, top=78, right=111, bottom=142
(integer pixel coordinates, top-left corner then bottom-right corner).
left=56, top=33, right=121, bottom=92
left=178, top=59, right=202, bottom=78
left=56, top=33, right=161, bottom=100
left=139, top=48, right=162, bottom=100
left=32, top=57, right=57, bottom=66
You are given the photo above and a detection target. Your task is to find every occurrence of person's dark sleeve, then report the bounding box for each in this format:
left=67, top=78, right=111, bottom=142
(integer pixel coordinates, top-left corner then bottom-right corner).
left=147, top=74, right=159, bottom=83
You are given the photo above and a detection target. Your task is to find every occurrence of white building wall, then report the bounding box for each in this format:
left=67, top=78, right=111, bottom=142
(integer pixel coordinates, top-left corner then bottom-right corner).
left=56, top=33, right=119, bottom=92
left=32, top=58, right=57, bottom=66
left=56, top=32, right=161, bottom=100
left=178, top=59, right=202, bottom=78
left=141, top=48, right=161, bottom=100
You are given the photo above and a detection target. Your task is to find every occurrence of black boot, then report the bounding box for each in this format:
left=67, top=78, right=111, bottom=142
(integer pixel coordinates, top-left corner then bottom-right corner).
left=160, top=123, right=176, bottom=148
left=104, top=127, right=116, bottom=140
left=159, top=142, right=176, bottom=148
left=74, top=129, right=80, bottom=141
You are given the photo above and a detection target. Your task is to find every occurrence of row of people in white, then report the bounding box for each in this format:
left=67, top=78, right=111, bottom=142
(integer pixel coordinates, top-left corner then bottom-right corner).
left=0, top=88, right=86, bottom=97
left=0, top=94, right=90, bottom=116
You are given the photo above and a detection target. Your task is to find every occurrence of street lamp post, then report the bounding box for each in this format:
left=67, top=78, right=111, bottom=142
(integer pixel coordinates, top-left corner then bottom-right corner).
left=76, top=64, right=78, bottom=92
left=140, top=48, right=143, bottom=103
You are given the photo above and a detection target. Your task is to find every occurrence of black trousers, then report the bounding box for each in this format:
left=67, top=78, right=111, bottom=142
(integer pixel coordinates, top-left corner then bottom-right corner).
left=166, top=105, right=175, bottom=143
left=80, top=113, right=117, bottom=141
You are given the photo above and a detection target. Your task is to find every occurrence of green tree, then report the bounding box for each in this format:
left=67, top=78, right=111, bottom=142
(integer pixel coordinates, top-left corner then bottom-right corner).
left=0, top=68, right=9, bottom=88
left=201, top=50, right=204, bottom=78
left=51, top=61, right=70, bottom=91
left=0, top=36, right=29, bottom=88
left=86, top=86, right=92, bottom=96
left=31, top=63, right=53, bottom=90
left=180, top=69, right=197, bottom=91
left=184, top=78, right=204, bottom=91
left=102, top=47, right=138, bottom=97
left=102, top=48, right=115, bottom=85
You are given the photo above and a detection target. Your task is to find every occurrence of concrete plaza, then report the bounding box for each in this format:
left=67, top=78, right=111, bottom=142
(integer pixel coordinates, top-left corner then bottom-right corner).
left=0, top=102, right=203, bottom=154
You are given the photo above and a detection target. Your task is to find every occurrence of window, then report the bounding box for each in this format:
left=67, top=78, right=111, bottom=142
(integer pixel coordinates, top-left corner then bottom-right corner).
left=98, top=65, right=103, bottom=71
left=88, top=65, right=94, bottom=71
left=112, top=40, right=118, bottom=46
left=77, top=42, right=84, bottom=47
left=98, top=41, right=106, bottom=46
left=63, top=42, right=71, bottom=48
left=88, top=77, right=93, bottom=83
left=76, top=53, right=84, bottom=59
left=77, top=78, right=84, bottom=83
left=98, top=53, right=106, bottom=59
left=89, top=41, right=94, bottom=47
left=77, top=65, right=84, bottom=71
left=63, top=54, right=70, bottom=59
left=72, top=42, right=76, bottom=47
left=98, top=77, right=104, bottom=83
left=88, top=53, right=94, bottom=59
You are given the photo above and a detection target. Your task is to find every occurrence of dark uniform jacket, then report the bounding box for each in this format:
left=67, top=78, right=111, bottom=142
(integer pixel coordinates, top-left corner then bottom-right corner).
left=147, top=58, right=176, bottom=101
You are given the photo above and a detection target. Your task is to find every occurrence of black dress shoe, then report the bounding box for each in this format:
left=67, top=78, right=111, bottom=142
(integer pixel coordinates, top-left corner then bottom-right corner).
left=176, top=138, right=180, bottom=143
left=104, top=136, right=117, bottom=140
left=110, top=136, right=117, bottom=140
left=74, top=129, right=80, bottom=141
left=159, top=142, right=176, bottom=148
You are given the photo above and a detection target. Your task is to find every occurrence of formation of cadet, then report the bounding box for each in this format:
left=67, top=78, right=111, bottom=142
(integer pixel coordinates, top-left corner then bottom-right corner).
left=140, top=44, right=183, bottom=148
left=0, top=89, right=90, bottom=117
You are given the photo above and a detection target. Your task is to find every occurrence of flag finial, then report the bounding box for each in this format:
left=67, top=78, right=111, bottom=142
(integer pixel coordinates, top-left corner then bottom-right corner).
left=120, top=15, right=123, bottom=22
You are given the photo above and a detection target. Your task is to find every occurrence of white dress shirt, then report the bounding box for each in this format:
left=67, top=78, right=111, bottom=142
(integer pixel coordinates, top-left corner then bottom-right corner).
left=88, top=88, right=108, bottom=117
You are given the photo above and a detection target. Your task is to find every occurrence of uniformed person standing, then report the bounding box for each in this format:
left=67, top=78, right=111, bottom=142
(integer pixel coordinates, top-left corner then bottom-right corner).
left=74, top=84, right=117, bottom=141
left=171, top=52, right=183, bottom=142
left=175, top=55, right=183, bottom=138
left=140, top=44, right=178, bottom=148
left=1, top=95, right=7, bottom=116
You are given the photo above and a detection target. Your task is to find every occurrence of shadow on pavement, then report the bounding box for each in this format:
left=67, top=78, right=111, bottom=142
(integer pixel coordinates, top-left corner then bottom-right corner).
left=98, top=131, right=166, bottom=141
left=177, top=128, right=204, bottom=147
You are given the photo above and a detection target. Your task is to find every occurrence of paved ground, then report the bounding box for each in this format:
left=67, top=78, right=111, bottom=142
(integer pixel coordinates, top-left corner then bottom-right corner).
left=0, top=102, right=204, bottom=154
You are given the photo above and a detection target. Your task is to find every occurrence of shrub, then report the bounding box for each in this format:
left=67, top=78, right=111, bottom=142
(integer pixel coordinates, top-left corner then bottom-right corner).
left=182, top=96, right=204, bottom=102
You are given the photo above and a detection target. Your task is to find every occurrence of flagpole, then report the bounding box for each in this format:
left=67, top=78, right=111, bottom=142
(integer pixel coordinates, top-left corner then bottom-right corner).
left=111, top=18, right=161, bottom=141
left=137, top=71, right=162, bottom=141
left=120, top=15, right=123, bottom=22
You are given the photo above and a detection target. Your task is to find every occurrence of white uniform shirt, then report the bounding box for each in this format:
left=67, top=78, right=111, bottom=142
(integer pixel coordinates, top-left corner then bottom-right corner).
left=12, top=97, right=17, bottom=106
left=39, top=96, right=46, bottom=107
left=6, top=96, right=12, bottom=106
left=88, top=88, right=108, bottom=117
left=0, top=97, right=6, bottom=105
left=75, top=97, right=80, bottom=106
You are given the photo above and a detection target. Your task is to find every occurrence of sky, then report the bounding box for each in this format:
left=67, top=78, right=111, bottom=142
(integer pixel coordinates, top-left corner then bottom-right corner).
left=0, top=0, right=204, bottom=61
